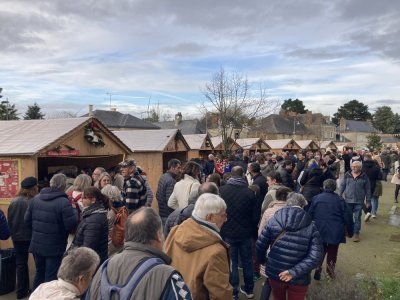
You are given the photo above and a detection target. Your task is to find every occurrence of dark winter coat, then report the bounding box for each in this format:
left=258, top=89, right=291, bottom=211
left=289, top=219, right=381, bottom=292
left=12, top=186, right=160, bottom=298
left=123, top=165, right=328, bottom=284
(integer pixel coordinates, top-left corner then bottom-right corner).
left=252, top=173, right=268, bottom=200
left=204, top=160, right=215, bottom=177
left=308, top=190, right=354, bottom=244
left=220, top=177, right=258, bottom=239
left=362, top=160, right=382, bottom=194
left=256, top=207, right=323, bottom=286
left=8, top=196, right=32, bottom=241
left=0, top=209, right=10, bottom=240
left=72, top=203, right=108, bottom=263
left=300, top=168, right=325, bottom=202
left=339, top=171, right=371, bottom=204
left=156, top=172, right=177, bottom=219
left=24, top=188, right=77, bottom=257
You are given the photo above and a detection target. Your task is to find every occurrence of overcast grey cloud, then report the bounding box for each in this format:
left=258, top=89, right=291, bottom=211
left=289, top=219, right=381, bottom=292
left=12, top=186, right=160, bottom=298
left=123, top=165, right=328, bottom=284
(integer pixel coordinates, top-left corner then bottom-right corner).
left=0, top=0, right=399, bottom=119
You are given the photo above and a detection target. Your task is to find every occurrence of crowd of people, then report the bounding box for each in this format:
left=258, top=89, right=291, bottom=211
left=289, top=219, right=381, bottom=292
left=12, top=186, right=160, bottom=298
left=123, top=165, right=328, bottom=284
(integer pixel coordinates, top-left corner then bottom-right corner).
left=0, top=147, right=399, bottom=300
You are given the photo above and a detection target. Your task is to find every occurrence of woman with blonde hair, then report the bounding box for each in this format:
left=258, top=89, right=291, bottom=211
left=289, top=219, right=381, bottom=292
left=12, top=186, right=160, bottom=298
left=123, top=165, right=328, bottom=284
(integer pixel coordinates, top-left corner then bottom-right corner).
left=94, top=172, right=111, bottom=190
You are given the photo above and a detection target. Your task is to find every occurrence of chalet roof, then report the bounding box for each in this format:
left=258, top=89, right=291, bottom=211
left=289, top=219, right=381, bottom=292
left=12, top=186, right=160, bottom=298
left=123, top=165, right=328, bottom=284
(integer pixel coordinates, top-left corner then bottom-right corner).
left=183, top=134, right=212, bottom=150
left=0, top=117, right=131, bottom=156
left=344, top=120, right=379, bottom=133
left=266, top=139, right=300, bottom=149
left=296, top=140, right=319, bottom=150
left=254, top=114, right=313, bottom=135
left=154, top=119, right=206, bottom=135
left=235, top=138, right=270, bottom=150
left=82, top=110, right=160, bottom=129
left=114, top=129, right=189, bottom=152
left=210, top=136, right=241, bottom=149
left=320, top=140, right=337, bottom=149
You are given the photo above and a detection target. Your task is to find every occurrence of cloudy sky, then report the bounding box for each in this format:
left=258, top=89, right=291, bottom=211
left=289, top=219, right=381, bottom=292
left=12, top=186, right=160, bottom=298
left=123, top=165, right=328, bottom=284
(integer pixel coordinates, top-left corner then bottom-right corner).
left=1, top=0, right=399, bottom=120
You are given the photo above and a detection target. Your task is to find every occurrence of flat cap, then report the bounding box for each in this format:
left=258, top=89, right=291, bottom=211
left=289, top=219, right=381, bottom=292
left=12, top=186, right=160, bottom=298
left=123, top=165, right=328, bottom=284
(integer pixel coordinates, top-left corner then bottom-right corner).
left=21, top=177, right=38, bottom=189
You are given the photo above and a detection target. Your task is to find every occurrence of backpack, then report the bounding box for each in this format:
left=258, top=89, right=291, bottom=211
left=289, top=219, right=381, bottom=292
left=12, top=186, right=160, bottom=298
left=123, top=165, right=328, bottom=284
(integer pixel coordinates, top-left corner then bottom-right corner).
left=110, top=206, right=129, bottom=247
left=99, top=257, right=163, bottom=300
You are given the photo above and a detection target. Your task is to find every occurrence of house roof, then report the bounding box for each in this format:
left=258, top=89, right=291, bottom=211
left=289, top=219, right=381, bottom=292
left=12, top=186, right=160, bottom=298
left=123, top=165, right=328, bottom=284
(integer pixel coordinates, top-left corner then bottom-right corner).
left=344, top=120, right=379, bottom=133
left=154, top=119, right=206, bottom=134
left=82, top=110, right=160, bottom=129
left=265, top=139, right=300, bottom=149
left=0, top=117, right=131, bottom=156
left=114, top=129, right=189, bottom=152
left=381, top=136, right=400, bottom=143
left=254, top=114, right=313, bottom=135
left=183, top=134, right=213, bottom=150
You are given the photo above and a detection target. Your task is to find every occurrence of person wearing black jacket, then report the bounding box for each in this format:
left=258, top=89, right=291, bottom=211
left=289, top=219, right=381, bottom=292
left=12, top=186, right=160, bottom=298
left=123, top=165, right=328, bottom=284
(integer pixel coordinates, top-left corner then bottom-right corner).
left=220, top=166, right=258, bottom=299
left=8, top=177, right=38, bottom=299
left=72, top=187, right=109, bottom=264
left=156, top=159, right=182, bottom=225
left=362, top=154, right=383, bottom=220
left=299, top=160, right=325, bottom=205
left=25, top=174, right=77, bottom=290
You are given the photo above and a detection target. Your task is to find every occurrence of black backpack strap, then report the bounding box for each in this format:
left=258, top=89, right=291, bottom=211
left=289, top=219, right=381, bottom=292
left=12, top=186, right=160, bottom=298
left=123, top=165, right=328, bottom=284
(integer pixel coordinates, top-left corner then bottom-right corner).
left=100, top=257, right=164, bottom=300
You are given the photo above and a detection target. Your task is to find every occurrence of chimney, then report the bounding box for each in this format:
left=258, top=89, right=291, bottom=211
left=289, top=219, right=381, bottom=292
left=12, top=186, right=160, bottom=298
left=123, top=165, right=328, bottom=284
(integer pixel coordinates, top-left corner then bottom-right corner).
left=174, top=112, right=182, bottom=126
left=305, top=111, right=312, bottom=126
left=88, top=104, right=93, bottom=117
left=339, top=117, right=346, bottom=132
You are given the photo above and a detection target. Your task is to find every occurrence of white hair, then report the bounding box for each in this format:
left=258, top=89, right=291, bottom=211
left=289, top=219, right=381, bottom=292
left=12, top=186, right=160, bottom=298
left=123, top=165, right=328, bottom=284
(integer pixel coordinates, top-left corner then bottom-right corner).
left=192, top=193, right=226, bottom=219
left=50, top=174, right=67, bottom=191
left=286, top=192, right=308, bottom=208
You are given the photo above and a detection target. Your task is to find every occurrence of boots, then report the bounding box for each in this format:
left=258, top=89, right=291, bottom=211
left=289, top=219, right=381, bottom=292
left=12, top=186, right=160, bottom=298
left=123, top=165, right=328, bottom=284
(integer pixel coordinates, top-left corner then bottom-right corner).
left=353, top=234, right=360, bottom=242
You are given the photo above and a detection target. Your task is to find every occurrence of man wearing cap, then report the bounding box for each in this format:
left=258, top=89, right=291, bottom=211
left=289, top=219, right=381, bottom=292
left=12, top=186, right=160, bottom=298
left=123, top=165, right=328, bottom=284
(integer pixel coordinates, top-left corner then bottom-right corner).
left=120, top=159, right=147, bottom=214
left=25, top=174, right=77, bottom=291
left=8, top=177, right=39, bottom=299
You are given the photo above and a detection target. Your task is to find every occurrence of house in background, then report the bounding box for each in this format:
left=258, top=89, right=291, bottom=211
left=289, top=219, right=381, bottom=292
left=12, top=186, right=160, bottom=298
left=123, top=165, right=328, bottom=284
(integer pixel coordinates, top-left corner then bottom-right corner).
left=297, top=111, right=337, bottom=143
left=249, top=112, right=314, bottom=140
left=82, top=107, right=160, bottom=130
left=154, top=112, right=206, bottom=134
left=337, top=118, right=380, bottom=149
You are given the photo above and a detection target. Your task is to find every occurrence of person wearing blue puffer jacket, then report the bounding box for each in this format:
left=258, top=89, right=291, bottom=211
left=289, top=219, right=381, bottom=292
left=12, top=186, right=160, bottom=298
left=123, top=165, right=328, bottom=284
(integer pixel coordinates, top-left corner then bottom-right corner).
left=256, top=193, right=323, bottom=300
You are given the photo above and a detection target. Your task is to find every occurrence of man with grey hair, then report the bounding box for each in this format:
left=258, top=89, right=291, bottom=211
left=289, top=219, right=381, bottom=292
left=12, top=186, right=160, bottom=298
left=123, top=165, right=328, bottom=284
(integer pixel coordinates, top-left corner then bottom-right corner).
left=339, top=160, right=371, bottom=242
left=163, top=182, right=219, bottom=237
left=308, top=179, right=354, bottom=280
left=87, top=207, right=192, bottom=300
left=30, top=247, right=99, bottom=299
left=25, top=173, right=78, bottom=290
left=165, top=193, right=232, bottom=299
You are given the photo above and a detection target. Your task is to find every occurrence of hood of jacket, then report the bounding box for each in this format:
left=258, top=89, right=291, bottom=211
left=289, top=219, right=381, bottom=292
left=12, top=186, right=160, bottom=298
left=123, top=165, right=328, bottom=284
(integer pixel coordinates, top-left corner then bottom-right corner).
left=172, top=218, right=224, bottom=253
left=274, top=206, right=312, bottom=232
left=38, top=187, right=68, bottom=201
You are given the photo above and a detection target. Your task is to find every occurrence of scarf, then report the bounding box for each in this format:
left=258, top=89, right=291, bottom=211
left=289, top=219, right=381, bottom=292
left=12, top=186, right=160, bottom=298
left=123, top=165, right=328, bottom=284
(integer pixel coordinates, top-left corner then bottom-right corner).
left=227, top=176, right=248, bottom=186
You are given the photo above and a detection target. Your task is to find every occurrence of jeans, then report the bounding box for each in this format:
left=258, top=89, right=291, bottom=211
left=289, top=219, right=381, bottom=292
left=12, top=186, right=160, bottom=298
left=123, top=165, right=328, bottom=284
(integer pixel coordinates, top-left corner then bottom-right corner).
left=224, top=237, right=254, bottom=295
left=347, top=203, right=363, bottom=234
left=269, top=278, right=308, bottom=300
left=382, top=168, right=389, bottom=181
left=14, top=241, right=31, bottom=297
left=32, top=254, right=63, bottom=291
left=370, top=196, right=379, bottom=215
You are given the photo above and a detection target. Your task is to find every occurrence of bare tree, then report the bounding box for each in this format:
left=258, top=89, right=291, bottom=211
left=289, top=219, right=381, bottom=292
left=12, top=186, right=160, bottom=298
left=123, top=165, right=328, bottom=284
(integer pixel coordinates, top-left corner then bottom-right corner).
left=202, top=67, right=279, bottom=154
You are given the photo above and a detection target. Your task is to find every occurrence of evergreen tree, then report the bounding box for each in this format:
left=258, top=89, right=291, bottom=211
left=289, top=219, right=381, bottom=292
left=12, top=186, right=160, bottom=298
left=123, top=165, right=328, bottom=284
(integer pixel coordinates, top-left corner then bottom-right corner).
left=0, top=101, right=19, bottom=120
left=281, top=98, right=307, bottom=114
left=24, top=102, right=45, bottom=120
left=366, top=134, right=382, bottom=151
left=372, top=106, right=394, bottom=133
left=332, top=100, right=372, bottom=126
